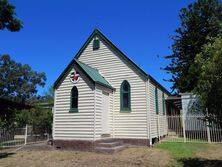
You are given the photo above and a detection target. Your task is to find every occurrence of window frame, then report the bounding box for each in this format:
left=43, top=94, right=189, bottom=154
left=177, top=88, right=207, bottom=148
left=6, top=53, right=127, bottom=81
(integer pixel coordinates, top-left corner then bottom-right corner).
left=120, top=80, right=131, bottom=112
left=93, top=39, right=100, bottom=50
left=155, top=87, right=159, bottom=115
left=70, top=86, right=78, bottom=113
left=162, top=92, right=166, bottom=115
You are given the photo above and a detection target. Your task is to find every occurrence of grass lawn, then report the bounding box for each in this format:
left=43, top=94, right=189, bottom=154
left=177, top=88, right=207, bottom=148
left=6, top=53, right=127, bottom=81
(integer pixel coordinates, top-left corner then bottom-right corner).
left=156, top=142, right=222, bottom=167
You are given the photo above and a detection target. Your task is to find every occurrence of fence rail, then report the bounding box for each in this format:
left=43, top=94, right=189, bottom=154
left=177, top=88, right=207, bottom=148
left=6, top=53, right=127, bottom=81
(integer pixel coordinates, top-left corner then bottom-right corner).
left=0, top=125, right=50, bottom=149
left=162, top=115, right=222, bottom=143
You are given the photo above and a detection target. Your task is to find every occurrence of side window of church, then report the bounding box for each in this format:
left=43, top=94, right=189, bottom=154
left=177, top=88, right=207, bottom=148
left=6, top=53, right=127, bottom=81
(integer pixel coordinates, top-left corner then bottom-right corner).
left=120, top=80, right=131, bottom=112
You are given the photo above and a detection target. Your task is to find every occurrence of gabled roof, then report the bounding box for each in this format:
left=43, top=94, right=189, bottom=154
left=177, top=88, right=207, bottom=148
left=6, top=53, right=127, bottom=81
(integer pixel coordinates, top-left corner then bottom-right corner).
left=53, top=58, right=114, bottom=90
left=54, top=29, right=170, bottom=95
left=75, top=59, right=114, bottom=90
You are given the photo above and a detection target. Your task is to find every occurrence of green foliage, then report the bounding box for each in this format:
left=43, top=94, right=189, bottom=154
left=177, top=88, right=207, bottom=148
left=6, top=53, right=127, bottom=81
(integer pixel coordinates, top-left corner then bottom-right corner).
left=15, top=106, right=53, bottom=135
left=0, top=0, right=23, bottom=31
left=194, top=35, right=222, bottom=126
left=0, top=55, right=46, bottom=103
left=15, top=106, right=52, bottom=134
left=165, top=0, right=222, bottom=93
left=0, top=108, right=15, bottom=129
left=42, top=86, right=54, bottom=107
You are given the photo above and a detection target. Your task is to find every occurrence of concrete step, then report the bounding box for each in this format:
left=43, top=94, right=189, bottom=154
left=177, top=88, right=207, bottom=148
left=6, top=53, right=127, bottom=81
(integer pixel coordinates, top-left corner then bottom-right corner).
left=95, top=144, right=128, bottom=153
left=95, top=139, right=128, bottom=153
left=98, top=138, right=117, bottom=143
left=101, top=134, right=111, bottom=138
left=97, top=141, right=121, bottom=148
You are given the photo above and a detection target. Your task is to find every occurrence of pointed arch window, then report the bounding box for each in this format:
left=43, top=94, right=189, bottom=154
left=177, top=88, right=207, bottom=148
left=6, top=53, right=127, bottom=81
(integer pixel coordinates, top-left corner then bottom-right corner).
left=120, top=80, right=131, bottom=112
left=155, top=87, right=159, bottom=114
left=162, top=92, right=166, bottom=115
left=70, top=86, right=78, bottom=112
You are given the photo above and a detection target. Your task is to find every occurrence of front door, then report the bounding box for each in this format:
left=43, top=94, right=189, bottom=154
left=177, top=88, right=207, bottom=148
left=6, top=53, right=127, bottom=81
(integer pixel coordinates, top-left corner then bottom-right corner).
left=102, top=91, right=110, bottom=135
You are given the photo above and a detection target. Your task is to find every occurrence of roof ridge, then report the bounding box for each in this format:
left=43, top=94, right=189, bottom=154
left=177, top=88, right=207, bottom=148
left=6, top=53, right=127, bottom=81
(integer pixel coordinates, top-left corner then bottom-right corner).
left=75, top=59, right=99, bottom=72
left=75, top=59, right=111, bottom=85
left=74, top=59, right=114, bottom=90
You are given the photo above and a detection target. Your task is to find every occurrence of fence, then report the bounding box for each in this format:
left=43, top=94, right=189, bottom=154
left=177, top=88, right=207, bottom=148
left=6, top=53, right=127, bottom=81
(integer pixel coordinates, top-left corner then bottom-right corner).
left=162, top=115, right=222, bottom=143
left=0, top=125, right=50, bottom=149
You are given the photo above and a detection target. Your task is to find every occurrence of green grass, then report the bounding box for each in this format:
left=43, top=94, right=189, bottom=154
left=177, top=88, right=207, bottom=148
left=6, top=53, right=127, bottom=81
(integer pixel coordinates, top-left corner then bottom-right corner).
left=156, top=142, right=209, bottom=166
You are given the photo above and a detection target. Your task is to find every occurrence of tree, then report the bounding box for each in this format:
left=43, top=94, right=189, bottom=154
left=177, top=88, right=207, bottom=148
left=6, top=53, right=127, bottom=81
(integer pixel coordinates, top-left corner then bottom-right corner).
left=14, top=86, right=54, bottom=134
left=0, top=0, right=23, bottom=32
left=15, top=106, right=53, bottom=135
left=194, top=35, right=222, bottom=126
left=0, top=54, right=46, bottom=104
left=43, top=86, right=54, bottom=107
left=164, top=0, right=222, bottom=93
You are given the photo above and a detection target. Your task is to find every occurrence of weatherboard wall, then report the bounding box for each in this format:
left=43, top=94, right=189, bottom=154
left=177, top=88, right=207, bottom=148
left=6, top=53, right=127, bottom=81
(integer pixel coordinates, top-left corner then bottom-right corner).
left=149, top=81, right=168, bottom=139
left=53, top=66, right=95, bottom=141
left=157, top=88, right=168, bottom=136
left=78, top=36, right=148, bottom=139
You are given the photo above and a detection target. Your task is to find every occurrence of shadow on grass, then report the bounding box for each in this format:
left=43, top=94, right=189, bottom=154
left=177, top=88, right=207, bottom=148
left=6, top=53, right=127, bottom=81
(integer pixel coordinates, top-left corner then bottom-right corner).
left=0, top=152, right=15, bottom=159
left=178, top=158, right=222, bottom=167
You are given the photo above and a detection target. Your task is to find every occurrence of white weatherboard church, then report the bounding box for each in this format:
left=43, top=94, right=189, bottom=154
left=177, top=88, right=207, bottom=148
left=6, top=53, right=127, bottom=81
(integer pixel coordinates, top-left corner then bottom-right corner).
left=53, top=29, right=170, bottom=150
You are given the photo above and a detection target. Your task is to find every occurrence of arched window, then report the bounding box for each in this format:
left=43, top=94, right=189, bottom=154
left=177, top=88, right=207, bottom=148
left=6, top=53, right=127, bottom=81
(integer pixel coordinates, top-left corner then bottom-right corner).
left=120, top=80, right=131, bottom=112
left=155, top=87, right=159, bottom=114
left=162, top=92, right=166, bottom=115
left=70, top=86, right=78, bottom=112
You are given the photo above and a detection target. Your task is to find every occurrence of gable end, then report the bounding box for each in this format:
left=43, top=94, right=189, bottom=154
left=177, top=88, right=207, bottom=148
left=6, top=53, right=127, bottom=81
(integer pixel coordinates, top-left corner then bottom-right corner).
left=54, top=29, right=170, bottom=96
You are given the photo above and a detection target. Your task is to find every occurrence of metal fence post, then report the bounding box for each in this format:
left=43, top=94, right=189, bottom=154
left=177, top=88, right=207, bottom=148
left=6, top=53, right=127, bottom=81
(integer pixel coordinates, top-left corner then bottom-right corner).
left=182, top=114, right=186, bottom=143
left=206, top=108, right=211, bottom=143
left=24, top=124, right=28, bottom=145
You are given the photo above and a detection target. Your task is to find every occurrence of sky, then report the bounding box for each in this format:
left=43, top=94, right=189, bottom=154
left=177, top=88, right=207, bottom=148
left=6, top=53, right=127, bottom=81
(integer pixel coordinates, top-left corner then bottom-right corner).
left=1, top=0, right=194, bottom=95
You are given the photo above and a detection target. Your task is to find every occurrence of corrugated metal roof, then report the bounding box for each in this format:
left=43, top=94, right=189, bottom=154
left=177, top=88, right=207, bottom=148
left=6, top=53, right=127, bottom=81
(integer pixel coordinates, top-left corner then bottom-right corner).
left=75, top=59, right=113, bottom=90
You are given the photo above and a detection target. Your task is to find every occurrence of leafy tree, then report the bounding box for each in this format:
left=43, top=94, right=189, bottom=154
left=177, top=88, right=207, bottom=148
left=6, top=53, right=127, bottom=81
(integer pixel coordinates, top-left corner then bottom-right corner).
left=43, top=86, right=54, bottom=107
left=194, top=35, right=222, bottom=126
left=164, top=0, right=222, bottom=93
left=0, top=0, right=23, bottom=31
left=15, top=106, right=53, bottom=135
left=0, top=55, right=46, bottom=104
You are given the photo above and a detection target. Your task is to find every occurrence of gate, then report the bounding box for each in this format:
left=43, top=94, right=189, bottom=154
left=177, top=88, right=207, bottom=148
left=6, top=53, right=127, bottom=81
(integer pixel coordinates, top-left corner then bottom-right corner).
left=162, top=115, right=222, bottom=143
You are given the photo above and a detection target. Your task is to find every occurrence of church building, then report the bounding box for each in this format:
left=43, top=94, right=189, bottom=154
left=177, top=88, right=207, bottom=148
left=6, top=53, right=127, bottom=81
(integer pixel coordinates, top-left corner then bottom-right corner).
left=53, top=29, right=170, bottom=150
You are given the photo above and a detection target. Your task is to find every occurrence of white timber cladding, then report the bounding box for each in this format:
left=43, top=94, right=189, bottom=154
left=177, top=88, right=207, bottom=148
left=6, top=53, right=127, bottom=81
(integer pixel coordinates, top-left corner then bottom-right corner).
left=94, top=85, right=113, bottom=140
left=157, top=88, right=168, bottom=136
left=149, top=81, right=168, bottom=139
left=78, top=36, right=148, bottom=139
left=54, top=65, right=95, bottom=141
left=149, top=82, right=158, bottom=138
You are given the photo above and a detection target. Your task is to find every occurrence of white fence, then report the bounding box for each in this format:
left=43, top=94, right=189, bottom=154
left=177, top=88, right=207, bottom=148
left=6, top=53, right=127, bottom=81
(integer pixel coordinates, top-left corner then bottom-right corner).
left=0, top=125, right=50, bottom=149
left=162, top=115, right=222, bottom=143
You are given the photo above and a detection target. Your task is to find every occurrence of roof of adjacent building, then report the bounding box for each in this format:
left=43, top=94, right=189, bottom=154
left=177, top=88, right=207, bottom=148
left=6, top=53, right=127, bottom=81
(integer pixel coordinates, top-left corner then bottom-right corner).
left=0, top=97, right=32, bottom=110
left=54, top=29, right=170, bottom=95
left=75, top=59, right=114, bottom=90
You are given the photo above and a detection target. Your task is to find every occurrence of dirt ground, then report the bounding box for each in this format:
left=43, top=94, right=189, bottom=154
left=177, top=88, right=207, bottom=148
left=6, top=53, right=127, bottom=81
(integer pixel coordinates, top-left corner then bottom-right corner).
left=0, top=145, right=169, bottom=167
left=195, top=144, right=222, bottom=159
left=1, top=143, right=222, bottom=167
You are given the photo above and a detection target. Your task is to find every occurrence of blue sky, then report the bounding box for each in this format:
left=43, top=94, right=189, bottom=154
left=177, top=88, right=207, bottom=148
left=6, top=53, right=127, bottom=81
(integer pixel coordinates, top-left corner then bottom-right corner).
left=1, top=0, right=193, bottom=95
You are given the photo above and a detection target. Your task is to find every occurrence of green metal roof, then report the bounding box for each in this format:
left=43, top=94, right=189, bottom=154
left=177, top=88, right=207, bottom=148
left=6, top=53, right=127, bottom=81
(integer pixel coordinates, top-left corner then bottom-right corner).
left=75, top=59, right=114, bottom=89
